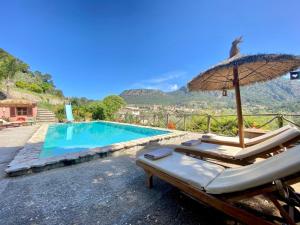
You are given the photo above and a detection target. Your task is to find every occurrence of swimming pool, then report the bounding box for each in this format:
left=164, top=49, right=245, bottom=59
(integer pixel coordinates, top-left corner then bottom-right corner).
left=40, top=121, right=170, bottom=158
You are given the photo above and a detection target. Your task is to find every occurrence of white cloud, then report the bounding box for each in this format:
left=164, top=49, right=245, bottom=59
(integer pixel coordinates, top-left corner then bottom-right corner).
left=132, top=71, right=186, bottom=92
left=169, top=84, right=179, bottom=91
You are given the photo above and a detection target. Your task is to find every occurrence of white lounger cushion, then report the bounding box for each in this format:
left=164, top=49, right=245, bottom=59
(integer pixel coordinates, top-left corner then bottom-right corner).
left=138, top=145, right=300, bottom=195
left=206, top=145, right=300, bottom=194
left=201, top=134, right=250, bottom=145
left=246, top=125, right=291, bottom=145
left=201, top=125, right=291, bottom=146
left=138, top=151, right=224, bottom=189
left=179, top=127, right=300, bottom=160
left=187, top=142, right=241, bottom=157
left=234, top=127, right=300, bottom=159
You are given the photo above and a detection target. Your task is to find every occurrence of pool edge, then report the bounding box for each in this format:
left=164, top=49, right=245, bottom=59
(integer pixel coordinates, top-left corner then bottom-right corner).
left=6, top=122, right=186, bottom=177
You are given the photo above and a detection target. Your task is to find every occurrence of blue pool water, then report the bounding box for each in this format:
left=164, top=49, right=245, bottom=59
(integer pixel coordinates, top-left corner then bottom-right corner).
left=40, top=121, right=170, bottom=158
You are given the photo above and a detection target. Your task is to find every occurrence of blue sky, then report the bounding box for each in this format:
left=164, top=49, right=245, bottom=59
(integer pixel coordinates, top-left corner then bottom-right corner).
left=1, top=0, right=300, bottom=99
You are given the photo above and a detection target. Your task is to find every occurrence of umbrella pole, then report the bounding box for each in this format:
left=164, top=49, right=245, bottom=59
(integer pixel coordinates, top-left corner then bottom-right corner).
left=233, top=66, right=245, bottom=148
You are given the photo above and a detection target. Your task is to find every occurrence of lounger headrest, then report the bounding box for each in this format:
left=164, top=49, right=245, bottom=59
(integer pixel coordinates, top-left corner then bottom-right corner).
left=235, top=127, right=300, bottom=159
left=247, top=125, right=292, bottom=145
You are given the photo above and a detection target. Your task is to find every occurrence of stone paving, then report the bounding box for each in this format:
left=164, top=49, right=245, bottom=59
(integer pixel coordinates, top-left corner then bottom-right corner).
left=1, top=125, right=299, bottom=225
left=0, top=125, right=39, bottom=179
left=0, top=129, right=234, bottom=225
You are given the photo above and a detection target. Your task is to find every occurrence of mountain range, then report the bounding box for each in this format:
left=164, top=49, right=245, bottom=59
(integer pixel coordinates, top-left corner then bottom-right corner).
left=120, top=78, right=300, bottom=113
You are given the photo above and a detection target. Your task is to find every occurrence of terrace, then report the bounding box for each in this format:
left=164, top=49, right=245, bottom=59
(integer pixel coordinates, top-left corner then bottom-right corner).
left=1, top=3, right=300, bottom=223
left=0, top=125, right=233, bottom=225
left=1, top=123, right=300, bottom=225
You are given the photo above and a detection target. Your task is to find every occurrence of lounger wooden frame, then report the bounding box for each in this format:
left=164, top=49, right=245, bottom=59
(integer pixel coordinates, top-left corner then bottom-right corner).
left=200, top=126, right=292, bottom=147
left=137, top=160, right=300, bottom=225
left=174, top=135, right=300, bottom=166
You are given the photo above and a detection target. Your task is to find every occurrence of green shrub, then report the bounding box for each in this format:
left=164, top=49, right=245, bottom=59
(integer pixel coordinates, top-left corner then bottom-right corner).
left=15, top=80, right=44, bottom=93
left=210, top=116, right=238, bottom=136
left=40, top=82, right=53, bottom=93
left=186, top=115, right=208, bottom=133
left=28, top=83, right=43, bottom=93
left=187, top=115, right=237, bottom=136
left=88, top=102, right=106, bottom=120
left=103, top=95, right=126, bottom=120
left=54, top=105, right=65, bottom=122
left=15, top=80, right=28, bottom=89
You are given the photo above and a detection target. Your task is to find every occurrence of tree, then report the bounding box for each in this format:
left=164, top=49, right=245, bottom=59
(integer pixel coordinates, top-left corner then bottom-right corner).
left=0, top=50, right=29, bottom=96
left=41, top=82, right=54, bottom=93
left=102, top=95, right=126, bottom=120
left=53, top=89, right=64, bottom=98
left=88, top=101, right=106, bottom=120
left=0, top=57, right=19, bottom=96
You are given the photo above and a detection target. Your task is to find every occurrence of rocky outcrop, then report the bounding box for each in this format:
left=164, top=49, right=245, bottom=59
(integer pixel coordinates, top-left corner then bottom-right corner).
left=0, top=91, right=6, bottom=100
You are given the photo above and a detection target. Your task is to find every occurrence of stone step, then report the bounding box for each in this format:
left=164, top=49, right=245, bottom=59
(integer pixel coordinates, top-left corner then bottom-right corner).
left=37, top=114, right=56, bottom=117
left=37, top=119, right=57, bottom=122
left=37, top=109, right=54, bottom=112
left=37, top=120, right=57, bottom=122
left=37, top=116, right=55, bottom=119
left=37, top=111, right=55, bottom=114
left=37, top=117, right=56, bottom=120
left=37, top=110, right=55, bottom=113
left=37, top=113, right=55, bottom=116
left=36, top=108, right=57, bottom=123
left=37, top=117, right=55, bottom=120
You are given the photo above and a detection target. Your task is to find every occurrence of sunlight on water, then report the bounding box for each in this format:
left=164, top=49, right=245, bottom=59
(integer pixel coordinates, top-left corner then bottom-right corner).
left=40, top=121, right=169, bottom=158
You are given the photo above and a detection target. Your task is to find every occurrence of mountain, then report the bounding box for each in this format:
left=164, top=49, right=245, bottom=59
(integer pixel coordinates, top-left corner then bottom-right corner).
left=120, top=78, right=300, bottom=112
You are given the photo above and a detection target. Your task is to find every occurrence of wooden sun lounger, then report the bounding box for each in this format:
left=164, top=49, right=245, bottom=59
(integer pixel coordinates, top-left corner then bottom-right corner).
left=137, top=146, right=300, bottom=225
left=201, top=125, right=292, bottom=147
left=0, top=119, right=23, bottom=128
left=175, top=128, right=300, bottom=165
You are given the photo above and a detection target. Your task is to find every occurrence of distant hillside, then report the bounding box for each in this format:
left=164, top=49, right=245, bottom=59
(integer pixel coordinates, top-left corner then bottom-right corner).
left=120, top=78, right=300, bottom=113
left=0, top=48, right=65, bottom=105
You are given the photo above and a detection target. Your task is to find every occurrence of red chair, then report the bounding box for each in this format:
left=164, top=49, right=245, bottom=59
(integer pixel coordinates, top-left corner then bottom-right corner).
left=16, top=117, right=26, bottom=122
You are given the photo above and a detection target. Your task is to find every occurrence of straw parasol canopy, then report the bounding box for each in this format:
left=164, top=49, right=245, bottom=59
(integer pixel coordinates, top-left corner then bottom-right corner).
left=0, top=98, right=37, bottom=107
left=188, top=38, right=300, bottom=147
left=188, top=54, right=300, bottom=91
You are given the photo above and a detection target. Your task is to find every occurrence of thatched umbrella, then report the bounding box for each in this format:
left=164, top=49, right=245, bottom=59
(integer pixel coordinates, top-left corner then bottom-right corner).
left=188, top=37, right=300, bottom=147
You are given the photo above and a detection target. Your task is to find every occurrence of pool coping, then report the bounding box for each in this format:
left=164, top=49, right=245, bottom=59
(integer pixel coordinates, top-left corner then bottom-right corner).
left=6, top=121, right=186, bottom=176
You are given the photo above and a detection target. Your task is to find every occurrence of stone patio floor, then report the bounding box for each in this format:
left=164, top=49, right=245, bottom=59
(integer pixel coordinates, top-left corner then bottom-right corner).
left=0, top=125, right=299, bottom=225
left=0, top=125, right=39, bottom=179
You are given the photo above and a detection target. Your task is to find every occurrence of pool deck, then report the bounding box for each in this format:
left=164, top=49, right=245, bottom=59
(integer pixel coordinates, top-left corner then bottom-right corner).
left=0, top=126, right=232, bottom=225
left=0, top=125, right=39, bottom=179
left=1, top=125, right=300, bottom=225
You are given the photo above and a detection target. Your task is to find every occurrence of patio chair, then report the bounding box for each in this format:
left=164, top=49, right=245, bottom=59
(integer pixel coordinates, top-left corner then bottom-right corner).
left=136, top=145, right=300, bottom=225
left=174, top=127, right=300, bottom=165
left=0, top=119, right=22, bottom=128
left=200, top=125, right=292, bottom=147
